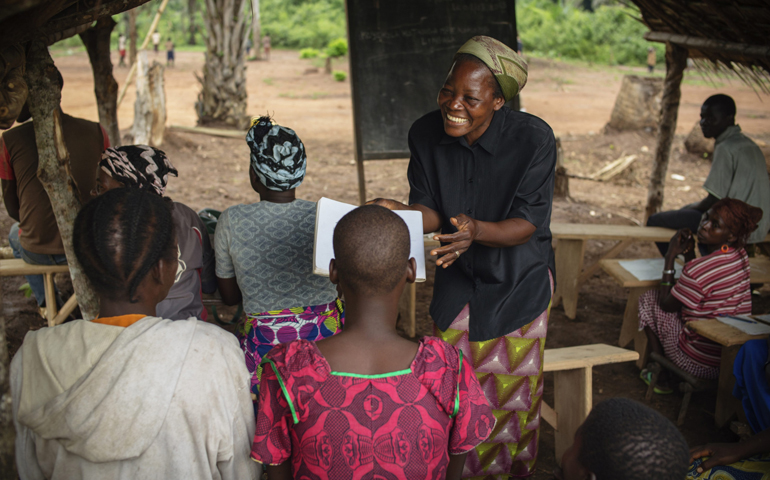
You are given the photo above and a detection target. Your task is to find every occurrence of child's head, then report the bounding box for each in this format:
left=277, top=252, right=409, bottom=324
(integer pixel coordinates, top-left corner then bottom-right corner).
left=558, top=398, right=689, bottom=480
left=331, top=205, right=414, bottom=297
left=74, top=188, right=178, bottom=305
left=246, top=116, right=306, bottom=195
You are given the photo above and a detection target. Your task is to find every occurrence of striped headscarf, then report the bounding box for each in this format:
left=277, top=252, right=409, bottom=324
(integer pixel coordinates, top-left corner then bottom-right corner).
left=246, top=116, right=306, bottom=192
left=455, top=36, right=528, bottom=102
left=99, top=145, right=178, bottom=196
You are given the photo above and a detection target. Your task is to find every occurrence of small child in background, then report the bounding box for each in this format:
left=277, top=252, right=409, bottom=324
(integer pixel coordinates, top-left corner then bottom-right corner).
left=251, top=205, right=495, bottom=480
left=166, top=37, right=175, bottom=67
left=556, top=398, right=690, bottom=480
left=118, top=33, right=127, bottom=67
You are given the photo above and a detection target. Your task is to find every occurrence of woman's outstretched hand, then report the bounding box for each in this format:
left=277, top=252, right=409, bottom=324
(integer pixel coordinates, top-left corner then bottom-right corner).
left=689, top=443, right=747, bottom=473
left=431, top=214, right=478, bottom=269
left=667, top=228, right=695, bottom=258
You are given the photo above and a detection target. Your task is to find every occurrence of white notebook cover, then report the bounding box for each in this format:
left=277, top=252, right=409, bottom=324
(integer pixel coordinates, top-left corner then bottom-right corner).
left=313, top=197, right=426, bottom=282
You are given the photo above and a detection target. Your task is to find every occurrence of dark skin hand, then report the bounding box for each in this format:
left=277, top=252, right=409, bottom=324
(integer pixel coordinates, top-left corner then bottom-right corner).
left=217, top=168, right=296, bottom=305
left=1, top=179, right=20, bottom=221
left=689, top=428, right=770, bottom=473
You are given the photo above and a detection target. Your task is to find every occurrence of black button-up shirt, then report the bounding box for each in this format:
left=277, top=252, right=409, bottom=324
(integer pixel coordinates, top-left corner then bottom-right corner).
left=408, top=108, right=556, bottom=341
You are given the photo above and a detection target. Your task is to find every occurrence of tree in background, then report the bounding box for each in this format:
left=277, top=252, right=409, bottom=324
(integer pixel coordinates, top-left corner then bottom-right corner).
left=251, top=0, right=262, bottom=59
left=187, top=0, right=197, bottom=45
left=128, top=8, right=138, bottom=66
left=196, top=0, right=249, bottom=128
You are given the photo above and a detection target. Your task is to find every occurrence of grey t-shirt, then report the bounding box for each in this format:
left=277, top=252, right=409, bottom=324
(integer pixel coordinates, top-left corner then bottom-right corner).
left=215, top=199, right=337, bottom=313
left=703, top=125, right=770, bottom=244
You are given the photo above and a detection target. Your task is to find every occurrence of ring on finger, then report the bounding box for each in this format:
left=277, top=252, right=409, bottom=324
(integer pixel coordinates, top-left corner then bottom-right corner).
left=455, top=251, right=461, bottom=258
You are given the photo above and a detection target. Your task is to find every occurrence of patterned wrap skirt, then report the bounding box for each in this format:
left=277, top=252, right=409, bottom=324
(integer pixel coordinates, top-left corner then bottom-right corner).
left=435, top=272, right=553, bottom=479
left=687, top=454, right=770, bottom=480
left=240, top=298, right=344, bottom=396
left=638, top=290, right=720, bottom=380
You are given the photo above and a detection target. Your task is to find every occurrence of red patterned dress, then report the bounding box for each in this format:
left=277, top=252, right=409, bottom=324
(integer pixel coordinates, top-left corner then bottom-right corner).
left=251, top=337, right=495, bottom=479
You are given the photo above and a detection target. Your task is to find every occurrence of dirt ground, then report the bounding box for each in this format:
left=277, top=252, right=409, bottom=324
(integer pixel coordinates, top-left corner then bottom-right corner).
left=3, top=48, right=770, bottom=478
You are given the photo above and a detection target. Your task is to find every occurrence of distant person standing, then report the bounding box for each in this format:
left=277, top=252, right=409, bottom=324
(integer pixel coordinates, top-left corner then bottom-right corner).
left=118, top=33, right=127, bottom=67
left=647, top=47, right=656, bottom=73
left=262, top=35, right=271, bottom=60
left=152, top=31, right=161, bottom=53
left=246, top=37, right=252, bottom=57
left=166, top=37, right=175, bottom=67
left=517, top=34, right=523, bottom=55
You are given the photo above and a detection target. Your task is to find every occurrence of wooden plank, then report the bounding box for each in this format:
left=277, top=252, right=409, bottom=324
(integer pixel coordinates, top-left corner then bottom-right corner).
left=554, top=367, right=591, bottom=463
left=543, top=344, right=639, bottom=372
left=541, top=400, right=558, bottom=429
left=553, top=239, right=585, bottom=319
left=550, top=223, right=675, bottom=241
left=601, top=257, right=770, bottom=287
left=644, top=31, right=770, bottom=59
left=0, top=259, right=70, bottom=276
left=44, top=273, right=57, bottom=328
left=619, top=287, right=652, bottom=347
left=687, top=318, right=769, bottom=347
left=52, top=294, right=78, bottom=326
left=168, top=124, right=248, bottom=139
left=715, top=345, right=742, bottom=428
left=635, top=329, right=651, bottom=369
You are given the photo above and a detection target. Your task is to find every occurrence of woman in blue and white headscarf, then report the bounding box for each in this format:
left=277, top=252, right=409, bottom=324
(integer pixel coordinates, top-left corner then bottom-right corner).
left=215, top=116, right=343, bottom=397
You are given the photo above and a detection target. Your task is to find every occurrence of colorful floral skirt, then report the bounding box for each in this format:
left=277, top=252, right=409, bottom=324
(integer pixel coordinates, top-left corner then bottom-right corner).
left=687, top=454, right=770, bottom=479
left=435, top=273, right=552, bottom=479
left=240, top=298, right=344, bottom=396
left=638, top=290, right=720, bottom=380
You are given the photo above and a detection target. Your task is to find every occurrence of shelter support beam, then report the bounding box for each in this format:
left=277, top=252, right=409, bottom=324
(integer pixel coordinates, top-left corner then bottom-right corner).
left=644, top=43, right=687, bottom=222
left=24, top=41, right=99, bottom=319
left=644, top=31, right=770, bottom=59
left=80, top=17, right=121, bottom=147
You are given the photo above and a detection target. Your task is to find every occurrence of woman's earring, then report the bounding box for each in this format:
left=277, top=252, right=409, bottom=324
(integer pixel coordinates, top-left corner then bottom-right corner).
left=721, top=244, right=730, bottom=253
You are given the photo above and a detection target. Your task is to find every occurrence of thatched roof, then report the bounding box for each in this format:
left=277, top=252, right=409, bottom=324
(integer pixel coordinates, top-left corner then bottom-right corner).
left=0, top=0, right=151, bottom=48
left=628, top=0, right=770, bottom=90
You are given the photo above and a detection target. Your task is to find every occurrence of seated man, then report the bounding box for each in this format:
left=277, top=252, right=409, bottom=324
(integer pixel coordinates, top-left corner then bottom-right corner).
left=0, top=70, right=108, bottom=313
left=647, top=94, right=770, bottom=255
left=556, top=398, right=690, bottom=480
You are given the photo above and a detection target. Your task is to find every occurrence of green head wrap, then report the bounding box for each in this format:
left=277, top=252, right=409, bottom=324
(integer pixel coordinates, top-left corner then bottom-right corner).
left=455, top=35, right=528, bottom=102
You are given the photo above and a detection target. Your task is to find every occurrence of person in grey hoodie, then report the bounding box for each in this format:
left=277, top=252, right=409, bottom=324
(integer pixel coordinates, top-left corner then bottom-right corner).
left=11, top=188, right=259, bottom=480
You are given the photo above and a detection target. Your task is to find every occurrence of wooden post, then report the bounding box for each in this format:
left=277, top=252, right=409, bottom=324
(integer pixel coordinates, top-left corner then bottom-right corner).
left=0, top=302, right=16, bottom=478
left=552, top=238, right=585, bottom=319
left=80, top=17, right=121, bottom=147
left=24, top=41, right=99, bottom=319
left=149, top=62, right=166, bottom=145
left=644, top=43, right=687, bottom=222
left=251, top=0, right=262, bottom=59
left=553, top=136, right=569, bottom=198
left=128, top=8, right=139, bottom=67
left=554, top=367, right=592, bottom=463
left=132, top=51, right=152, bottom=144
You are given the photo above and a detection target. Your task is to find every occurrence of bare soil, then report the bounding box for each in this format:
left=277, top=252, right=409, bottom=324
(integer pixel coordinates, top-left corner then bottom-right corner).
left=3, top=49, right=770, bottom=478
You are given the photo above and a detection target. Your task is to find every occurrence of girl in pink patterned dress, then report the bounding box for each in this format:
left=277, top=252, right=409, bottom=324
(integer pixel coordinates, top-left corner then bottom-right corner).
left=639, top=198, right=763, bottom=387
left=251, top=205, right=494, bottom=480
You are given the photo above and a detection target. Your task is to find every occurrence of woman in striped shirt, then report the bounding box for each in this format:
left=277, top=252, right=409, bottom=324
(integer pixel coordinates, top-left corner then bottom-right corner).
left=639, top=198, right=763, bottom=389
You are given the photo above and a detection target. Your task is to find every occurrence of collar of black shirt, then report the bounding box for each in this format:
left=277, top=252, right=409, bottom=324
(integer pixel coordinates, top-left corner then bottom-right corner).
left=437, top=108, right=505, bottom=155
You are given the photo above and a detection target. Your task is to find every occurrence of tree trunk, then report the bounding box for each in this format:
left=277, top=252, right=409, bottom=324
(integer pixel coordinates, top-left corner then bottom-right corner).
left=644, top=43, right=688, bottom=222
left=128, top=8, right=138, bottom=66
left=24, top=41, right=99, bottom=319
left=80, top=17, right=121, bottom=147
left=196, top=0, right=249, bottom=129
left=554, top=136, right=570, bottom=198
left=149, top=62, right=166, bottom=145
left=187, top=0, right=197, bottom=45
left=251, top=0, right=261, bottom=59
left=132, top=51, right=152, bottom=144
left=0, top=302, right=16, bottom=479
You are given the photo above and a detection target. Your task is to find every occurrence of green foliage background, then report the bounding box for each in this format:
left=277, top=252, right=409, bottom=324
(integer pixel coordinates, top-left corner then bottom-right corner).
left=50, top=0, right=660, bottom=67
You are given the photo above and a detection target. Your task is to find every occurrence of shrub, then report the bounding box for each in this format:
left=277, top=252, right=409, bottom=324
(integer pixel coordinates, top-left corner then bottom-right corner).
left=326, top=37, right=348, bottom=58
left=333, top=70, right=347, bottom=82
left=299, top=48, right=320, bottom=58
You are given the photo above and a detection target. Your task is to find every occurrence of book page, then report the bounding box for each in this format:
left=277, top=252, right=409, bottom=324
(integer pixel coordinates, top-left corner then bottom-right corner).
left=313, top=197, right=426, bottom=282
left=618, top=258, right=683, bottom=281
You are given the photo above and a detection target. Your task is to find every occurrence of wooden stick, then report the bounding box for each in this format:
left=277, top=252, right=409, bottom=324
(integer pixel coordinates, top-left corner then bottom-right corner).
left=644, top=31, right=770, bottom=59
left=169, top=124, right=247, bottom=138
left=117, top=0, right=171, bottom=108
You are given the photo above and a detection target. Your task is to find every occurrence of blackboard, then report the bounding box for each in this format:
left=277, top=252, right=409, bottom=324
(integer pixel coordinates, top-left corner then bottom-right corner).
left=346, top=0, right=518, bottom=161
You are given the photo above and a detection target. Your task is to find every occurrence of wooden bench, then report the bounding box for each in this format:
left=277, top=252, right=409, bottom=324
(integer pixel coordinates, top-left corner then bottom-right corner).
left=599, top=257, right=770, bottom=369
left=688, top=319, right=769, bottom=428
left=0, top=259, right=77, bottom=327
left=541, top=343, right=639, bottom=461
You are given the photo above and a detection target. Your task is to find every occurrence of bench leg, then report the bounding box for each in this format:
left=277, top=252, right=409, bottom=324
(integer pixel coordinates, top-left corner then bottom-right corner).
left=715, top=345, right=741, bottom=428
left=619, top=287, right=649, bottom=348
left=52, top=294, right=78, bottom=326
left=554, top=367, right=591, bottom=464
left=553, top=239, right=585, bottom=319
left=44, top=272, right=58, bottom=328
left=634, top=329, right=650, bottom=369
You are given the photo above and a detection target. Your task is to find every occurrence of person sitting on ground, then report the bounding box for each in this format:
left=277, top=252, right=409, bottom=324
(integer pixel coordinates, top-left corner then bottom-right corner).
left=639, top=198, right=763, bottom=392
left=93, top=145, right=216, bottom=321
left=1, top=70, right=109, bottom=315
left=556, top=397, right=689, bottom=480
left=11, top=188, right=258, bottom=479
left=251, top=205, right=495, bottom=480
left=216, top=116, right=341, bottom=397
left=647, top=94, right=770, bottom=256
left=687, top=338, right=770, bottom=478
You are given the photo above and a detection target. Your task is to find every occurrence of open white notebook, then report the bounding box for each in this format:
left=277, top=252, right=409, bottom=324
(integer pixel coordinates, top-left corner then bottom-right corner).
left=312, top=197, right=426, bottom=282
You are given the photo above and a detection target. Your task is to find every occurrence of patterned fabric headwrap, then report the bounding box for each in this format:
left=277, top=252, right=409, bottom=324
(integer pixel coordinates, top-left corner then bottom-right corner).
left=99, top=145, right=178, bottom=196
left=455, top=35, right=528, bottom=102
left=246, top=116, right=307, bottom=192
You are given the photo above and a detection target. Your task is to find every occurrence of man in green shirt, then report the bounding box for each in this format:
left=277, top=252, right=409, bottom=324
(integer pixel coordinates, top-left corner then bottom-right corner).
left=648, top=94, right=770, bottom=254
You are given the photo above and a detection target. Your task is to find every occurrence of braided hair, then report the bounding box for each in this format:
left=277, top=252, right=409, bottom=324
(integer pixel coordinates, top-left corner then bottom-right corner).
left=74, top=188, right=177, bottom=303
left=579, top=398, right=689, bottom=480
left=711, top=198, right=763, bottom=248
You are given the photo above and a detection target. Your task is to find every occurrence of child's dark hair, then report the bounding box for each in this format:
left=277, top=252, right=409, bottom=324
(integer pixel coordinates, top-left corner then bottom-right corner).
left=333, top=205, right=410, bottom=295
left=578, top=398, right=689, bottom=480
left=74, top=188, right=176, bottom=302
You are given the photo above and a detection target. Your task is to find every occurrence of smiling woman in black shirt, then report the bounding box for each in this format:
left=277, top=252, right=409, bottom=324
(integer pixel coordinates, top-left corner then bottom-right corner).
left=370, top=35, right=556, bottom=478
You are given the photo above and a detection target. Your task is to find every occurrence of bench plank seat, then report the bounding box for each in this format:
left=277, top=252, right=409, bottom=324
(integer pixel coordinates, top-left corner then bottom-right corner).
left=0, top=258, right=70, bottom=277
left=544, top=343, right=640, bottom=371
